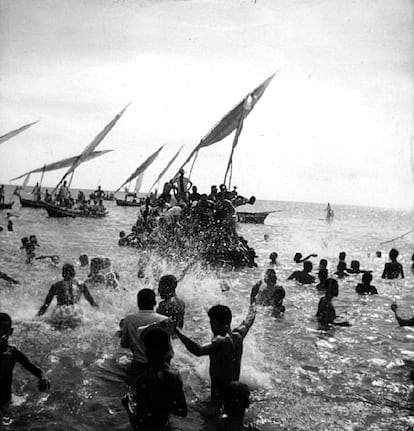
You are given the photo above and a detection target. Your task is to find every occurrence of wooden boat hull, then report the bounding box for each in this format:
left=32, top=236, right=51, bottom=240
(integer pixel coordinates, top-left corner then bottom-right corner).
left=0, top=202, right=14, bottom=210
left=237, top=211, right=272, bottom=224
left=115, top=199, right=142, bottom=207
left=45, top=204, right=108, bottom=218
left=19, top=196, right=46, bottom=208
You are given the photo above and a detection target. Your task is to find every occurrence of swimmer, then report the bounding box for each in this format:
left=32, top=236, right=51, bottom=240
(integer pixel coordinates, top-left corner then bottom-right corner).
left=174, top=283, right=259, bottom=409
left=257, top=269, right=285, bottom=314
left=216, top=381, right=260, bottom=431
left=264, top=234, right=269, bottom=242
left=347, top=260, right=363, bottom=274
left=334, top=261, right=349, bottom=279
left=293, top=253, right=318, bottom=264
left=0, top=313, right=50, bottom=415
left=381, top=248, right=404, bottom=279
left=21, top=237, right=35, bottom=264
left=37, top=263, right=98, bottom=316
left=355, top=272, right=377, bottom=295
left=288, top=261, right=315, bottom=284
left=0, top=272, right=19, bottom=285
left=391, top=302, right=414, bottom=326
left=156, top=275, right=186, bottom=329
left=79, top=254, right=89, bottom=267
left=316, top=268, right=328, bottom=291
left=316, top=279, right=350, bottom=330
left=269, top=252, right=278, bottom=265
left=122, top=327, right=187, bottom=431
left=318, top=259, right=328, bottom=270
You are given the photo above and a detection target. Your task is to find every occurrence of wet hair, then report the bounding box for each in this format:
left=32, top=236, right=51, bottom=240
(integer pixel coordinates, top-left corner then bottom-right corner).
left=389, top=248, right=399, bottom=260
left=337, top=261, right=347, bottom=272
left=269, top=252, right=278, bottom=261
left=264, top=268, right=277, bottom=285
left=143, top=327, right=170, bottom=364
left=0, top=313, right=12, bottom=328
left=319, top=259, right=328, bottom=269
left=350, top=260, right=360, bottom=271
left=223, top=381, right=250, bottom=414
left=362, top=272, right=373, bottom=284
left=339, top=251, right=346, bottom=261
left=376, top=251, right=382, bottom=258
left=159, top=275, right=177, bottom=293
left=318, top=268, right=328, bottom=281
left=208, top=305, right=232, bottom=327
left=325, top=278, right=339, bottom=297
left=303, top=261, right=313, bottom=272
left=62, top=263, right=75, bottom=280
left=293, top=252, right=302, bottom=263
left=137, top=288, right=156, bottom=309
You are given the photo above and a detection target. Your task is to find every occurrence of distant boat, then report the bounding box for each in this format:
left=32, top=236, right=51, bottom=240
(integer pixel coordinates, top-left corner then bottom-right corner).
left=45, top=203, right=108, bottom=218
left=19, top=196, right=45, bottom=208
left=237, top=211, right=273, bottom=224
left=0, top=201, right=14, bottom=210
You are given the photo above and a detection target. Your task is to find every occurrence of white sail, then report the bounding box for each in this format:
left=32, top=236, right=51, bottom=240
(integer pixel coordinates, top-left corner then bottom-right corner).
left=134, top=173, right=144, bottom=194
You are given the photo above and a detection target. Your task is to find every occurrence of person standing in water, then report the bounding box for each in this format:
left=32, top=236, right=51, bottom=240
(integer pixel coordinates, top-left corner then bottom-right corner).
left=382, top=248, right=404, bottom=279
left=37, top=263, right=98, bottom=316
left=156, top=275, right=186, bottom=329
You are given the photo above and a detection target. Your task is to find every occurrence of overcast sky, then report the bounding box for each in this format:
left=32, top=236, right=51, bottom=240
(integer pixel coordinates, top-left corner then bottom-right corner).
left=0, top=0, right=412, bottom=208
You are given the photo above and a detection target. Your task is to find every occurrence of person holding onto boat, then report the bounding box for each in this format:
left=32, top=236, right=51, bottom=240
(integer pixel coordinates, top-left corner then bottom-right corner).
left=391, top=302, right=414, bottom=326
left=316, top=278, right=350, bottom=330
left=37, top=263, right=98, bottom=317
left=288, top=261, right=315, bottom=284
left=382, top=248, right=404, bottom=279
left=57, top=180, right=70, bottom=206
left=188, top=185, right=201, bottom=204
left=0, top=313, right=50, bottom=421
left=173, top=283, right=259, bottom=411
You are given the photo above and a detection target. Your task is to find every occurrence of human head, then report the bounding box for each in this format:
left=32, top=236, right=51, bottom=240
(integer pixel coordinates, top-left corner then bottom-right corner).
left=264, top=268, right=277, bottom=285
left=337, top=261, right=347, bottom=272
left=222, top=381, right=250, bottom=416
left=192, top=185, right=198, bottom=193
left=90, top=257, right=103, bottom=274
left=264, top=234, right=269, bottom=242
left=62, top=263, right=75, bottom=280
left=119, top=231, right=126, bottom=238
left=0, top=313, right=13, bottom=349
left=303, top=261, right=313, bottom=272
left=158, top=275, right=178, bottom=299
left=29, top=235, right=38, bottom=245
left=339, top=251, right=346, bottom=261
left=21, top=237, right=29, bottom=247
left=362, top=272, right=373, bottom=285
left=376, top=251, right=382, bottom=258
left=143, top=326, right=170, bottom=364
left=325, top=278, right=339, bottom=298
left=269, top=252, right=278, bottom=263
left=208, top=304, right=232, bottom=334
left=319, top=259, right=328, bottom=269
left=51, top=255, right=60, bottom=264
left=350, top=260, right=360, bottom=272
left=389, top=248, right=399, bottom=261
left=137, top=288, right=156, bottom=310
left=293, top=252, right=302, bottom=263
left=219, top=184, right=227, bottom=192
left=318, top=268, right=328, bottom=282
left=79, top=254, right=89, bottom=267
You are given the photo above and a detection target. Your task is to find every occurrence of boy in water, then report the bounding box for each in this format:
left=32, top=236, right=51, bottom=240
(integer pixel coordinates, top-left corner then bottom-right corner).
left=288, top=261, right=315, bottom=284
left=156, top=275, right=186, bottom=329
left=381, top=248, right=404, bottom=279
left=216, top=381, right=260, bottom=431
left=390, top=302, right=414, bottom=326
left=21, top=237, right=36, bottom=264
left=334, top=261, right=349, bottom=279
left=122, top=326, right=187, bottom=431
left=355, top=272, right=378, bottom=295
left=293, top=253, right=317, bottom=264
left=316, top=279, right=350, bottom=330
left=0, top=313, right=50, bottom=418
left=316, top=268, right=328, bottom=291
left=37, top=263, right=98, bottom=316
left=174, top=283, right=259, bottom=409
left=269, top=252, right=278, bottom=266
left=257, top=269, right=285, bottom=314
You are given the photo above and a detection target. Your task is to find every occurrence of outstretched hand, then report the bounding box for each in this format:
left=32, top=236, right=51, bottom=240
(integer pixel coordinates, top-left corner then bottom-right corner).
left=38, top=378, right=51, bottom=392
left=250, top=281, right=261, bottom=302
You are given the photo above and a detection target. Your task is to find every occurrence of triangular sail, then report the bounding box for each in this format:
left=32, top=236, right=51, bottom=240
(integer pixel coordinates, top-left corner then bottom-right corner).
left=177, top=72, right=276, bottom=174
left=54, top=103, right=130, bottom=191
left=134, top=173, right=144, bottom=194
left=0, top=121, right=39, bottom=145
left=115, top=145, right=164, bottom=193
left=10, top=150, right=113, bottom=181
left=148, top=145, right=184, bottom=192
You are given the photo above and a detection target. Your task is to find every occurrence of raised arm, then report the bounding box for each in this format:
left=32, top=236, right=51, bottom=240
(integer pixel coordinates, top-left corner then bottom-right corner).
left=234, top=282, right=259, bottom=338
left=38, top=285, right=57, bottom=316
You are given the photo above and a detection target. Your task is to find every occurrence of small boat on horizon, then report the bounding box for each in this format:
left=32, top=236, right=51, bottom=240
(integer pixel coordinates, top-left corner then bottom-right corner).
left=0, top=201, right=14, bottom=210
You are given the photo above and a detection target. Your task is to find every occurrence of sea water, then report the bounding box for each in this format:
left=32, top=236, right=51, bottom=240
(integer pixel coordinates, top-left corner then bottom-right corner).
left=1, top=190, right=414, bottom=430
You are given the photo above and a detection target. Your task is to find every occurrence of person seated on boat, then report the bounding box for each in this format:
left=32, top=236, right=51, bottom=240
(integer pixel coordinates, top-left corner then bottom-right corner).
left=31, top=182, right=42, bottom=201
left=215, top=195, right=237, bottom=233
left=188, top=185, right=201, bottom=204
left=208, top=185, right=218, bottom=202
left=319, top=259, right=328, bottom=270
left=216, top=381, right=260, bottom=431
left=316, top=278, right=350, bottom=330
left=0, top=184, right=4, bottom=204
left=0, top=271, right=19, bottom=285
left=288, top=261, right=315, bottom=284
left=334, top=261, right=349, bottom=279
left=57, top=180, right=70, bottom=206
left=122, top=326, right=188, bottom=431
left=76, top=190, right=85, bottom=204
left=355, top=272, right=377, bottom=295
left=217, top=184, right=232, bottom=201
left=316, top=268, right=328, bottom=291
left=390, top=302, right=414, bottom=326
left=293, top=253, right=318, bottom=264
left=382, top=248, right=404, bottom=279
left=269, top=252, right=279, bottom=265
left=171, top=169, right=192, bottom=203
left=156, top=275, right=186, bottom=329
left=37, top=263, right=98, bottom=316
left=44, top=189, right=52, bottom=203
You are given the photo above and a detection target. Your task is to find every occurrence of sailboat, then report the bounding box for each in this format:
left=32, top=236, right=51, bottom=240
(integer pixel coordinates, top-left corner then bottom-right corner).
left=177, top=72, right=276, bottom=223
left=115, top=146, right=164, bottom=207
left=11, top=150, right=112, bottom=208
left=45, top=104, right=130, bottom=217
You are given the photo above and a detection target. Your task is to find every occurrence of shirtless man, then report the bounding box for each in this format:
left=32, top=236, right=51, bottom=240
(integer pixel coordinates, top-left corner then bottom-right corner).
left=382, top=248, right=404, bottom=279
left=288, top=261, right=315, bottom=284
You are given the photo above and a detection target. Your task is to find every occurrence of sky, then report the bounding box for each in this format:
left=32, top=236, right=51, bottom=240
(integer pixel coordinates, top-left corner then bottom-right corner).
left=0, top=0, right=412, bottom=208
